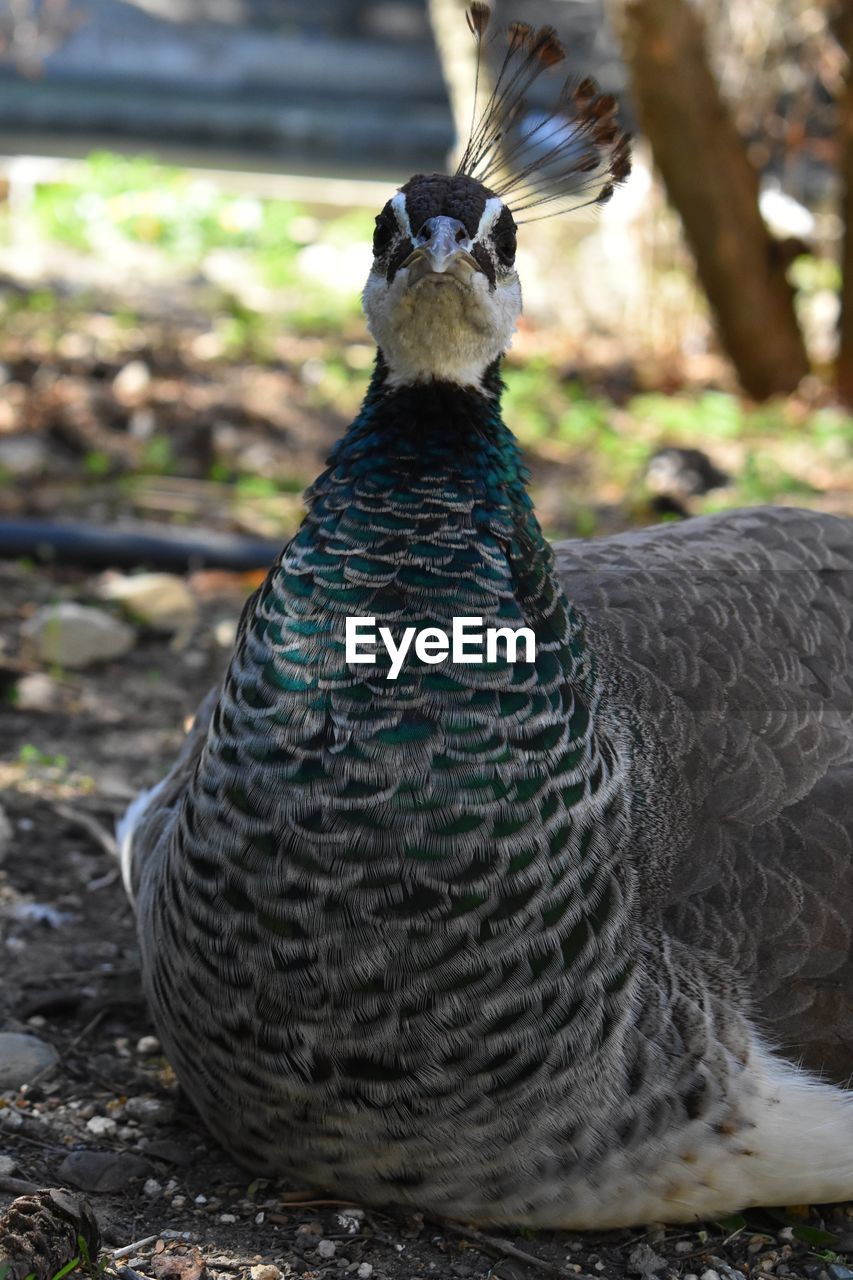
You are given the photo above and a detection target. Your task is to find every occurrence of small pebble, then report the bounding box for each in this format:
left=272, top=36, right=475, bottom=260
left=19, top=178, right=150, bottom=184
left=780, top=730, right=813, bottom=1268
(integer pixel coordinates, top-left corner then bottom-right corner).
left=128, top=407, right=156, bottom=439
left=171, top=1196, right=186, bottom=1209
left=113, top=359, right=151, bottom=404
left=700, top=1271, right=721, bottom=1280
left=23, top=602, right=135, bottom=669
left=214, top=618, right=239, bottom=648
left=86, top=1114, right=118, bottom=1137
left=0, top=1031, right=59, bottom=1088
left=143, top=1178, right=162, bottom=1197
left=194, top=1194, right=207, bottom=1205
left=254, top=1212, right=265, bottom=1225
left=219, top=1213, right=237, bottom=1224
left=98, top=572, right=197, bottom=636
left=675, top=1241, right=694, bottom=1254
left=356, top=1267, right=373, bottom=1280
left=136, top=1036, right=161, bottom=1056
left=250, top=1267, right=282, bottom=1280
left=0, top=1153, right=17, bottom=1176
left=317, top=1241, right=336, bottom=1260
left=14, top=672, right=62, bottom=713
left=0, top=434, right=48, bottom=478
left=627, top=1244, right=667, bottom=1277
left=124, top=1095, right=171, bottom=1125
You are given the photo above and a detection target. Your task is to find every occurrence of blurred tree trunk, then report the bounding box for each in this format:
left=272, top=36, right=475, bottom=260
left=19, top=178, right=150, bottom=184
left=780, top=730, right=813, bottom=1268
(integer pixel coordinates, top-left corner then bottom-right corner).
left=428, top=0, right=493, bottom=170
left=614, top=0, right=810, bottom=400
left=836, top=3, right=853, bottom=406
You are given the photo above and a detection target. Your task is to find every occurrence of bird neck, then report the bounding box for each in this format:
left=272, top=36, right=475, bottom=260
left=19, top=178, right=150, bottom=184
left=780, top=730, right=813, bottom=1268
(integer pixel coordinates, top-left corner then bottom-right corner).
left=311, top=354, right=533, bottom=523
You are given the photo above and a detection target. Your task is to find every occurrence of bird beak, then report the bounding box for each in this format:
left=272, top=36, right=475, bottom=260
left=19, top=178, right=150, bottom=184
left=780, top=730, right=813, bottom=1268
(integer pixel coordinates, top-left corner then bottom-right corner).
left=402, top=216, right=481, bottom=284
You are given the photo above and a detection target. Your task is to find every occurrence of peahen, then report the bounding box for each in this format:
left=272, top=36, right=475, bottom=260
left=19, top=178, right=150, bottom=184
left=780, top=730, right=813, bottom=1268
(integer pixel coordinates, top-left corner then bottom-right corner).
left=120, top=8, right=853, bottom=1228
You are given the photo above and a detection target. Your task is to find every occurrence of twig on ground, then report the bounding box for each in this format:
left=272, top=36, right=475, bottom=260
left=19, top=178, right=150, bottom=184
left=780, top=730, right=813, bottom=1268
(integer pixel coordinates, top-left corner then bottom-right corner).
left=0, top=1175, right=39, bottom=1196
left=117, top=1266, right=155, bottom=1280
left=22, top=1008, right=106, bottom=1093
left=54, top=802, right=119, bottom=861
left=429, top=1218, right=575, bottom=1279
left=112, top=1237, right=160, bottom=1260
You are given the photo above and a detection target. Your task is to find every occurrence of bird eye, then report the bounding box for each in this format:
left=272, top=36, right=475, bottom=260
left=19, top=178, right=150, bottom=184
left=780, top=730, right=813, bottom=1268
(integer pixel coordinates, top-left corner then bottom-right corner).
left=493, top=229, right=517, bottom=267
left=373, top=208, right=397, bottom=258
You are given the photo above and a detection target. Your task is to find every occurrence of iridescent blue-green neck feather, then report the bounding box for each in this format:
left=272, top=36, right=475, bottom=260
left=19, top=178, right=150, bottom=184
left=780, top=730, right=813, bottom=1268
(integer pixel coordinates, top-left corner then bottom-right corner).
left=323, top=354, right=532, bottom=514
left=292, top=354, right=566, bottom=656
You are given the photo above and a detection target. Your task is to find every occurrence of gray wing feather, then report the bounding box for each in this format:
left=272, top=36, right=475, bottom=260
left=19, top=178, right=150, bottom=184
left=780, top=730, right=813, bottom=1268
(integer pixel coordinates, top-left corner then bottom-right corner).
left=554, top=506, right=853, bottom=1079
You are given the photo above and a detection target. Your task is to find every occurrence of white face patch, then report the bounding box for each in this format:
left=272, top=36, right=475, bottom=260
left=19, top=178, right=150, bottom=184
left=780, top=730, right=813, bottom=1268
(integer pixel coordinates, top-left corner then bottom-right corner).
left=475, top=196, right=505, bottom=242
left=362, top=191, right=522, bottom=392
left=390, top=191, right=413, bottom=239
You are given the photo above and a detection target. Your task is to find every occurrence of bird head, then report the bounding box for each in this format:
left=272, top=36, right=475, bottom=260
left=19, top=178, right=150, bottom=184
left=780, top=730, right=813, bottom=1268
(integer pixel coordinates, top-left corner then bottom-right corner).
left=362, top=5, right=631, bottom=393
left=362, top=173, right=521, bottom=390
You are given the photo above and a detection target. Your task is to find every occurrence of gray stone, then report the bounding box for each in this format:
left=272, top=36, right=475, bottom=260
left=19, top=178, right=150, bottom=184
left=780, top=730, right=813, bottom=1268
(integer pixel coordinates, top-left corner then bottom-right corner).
left=57, top=1150, right=151, bottom=1192
left=13, top=671, right=63, bottom=713
left=22, top=602, right=135, bottom=669
left=123, top=1094, right=172, bottom=1125
left=627, top=1244, right=668, bottom=1276
left=97, top=572, right=197, bottom=635
left=135, top=1035, right=161, bottom=1056
left=0, top=435, right=49, bottom=477
left=86, top=1114, right=118, bottom=1137
left=0, top=1031, right=59, bottom=1088
left=0, top=1153, right=17, bottom=1176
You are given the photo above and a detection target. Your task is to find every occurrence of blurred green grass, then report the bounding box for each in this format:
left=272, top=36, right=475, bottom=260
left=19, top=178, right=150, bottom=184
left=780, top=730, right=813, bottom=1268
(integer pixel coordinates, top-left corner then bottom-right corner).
left=0, top=151, right=851, bottom=539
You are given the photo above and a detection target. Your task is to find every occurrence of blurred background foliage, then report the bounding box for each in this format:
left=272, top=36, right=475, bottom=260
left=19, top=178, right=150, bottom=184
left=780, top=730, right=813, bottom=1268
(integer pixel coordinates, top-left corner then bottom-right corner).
left=0, top=0, right=851, bottom=545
